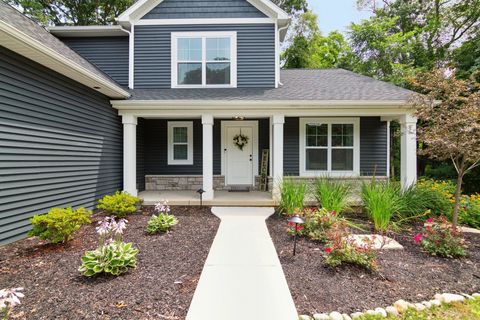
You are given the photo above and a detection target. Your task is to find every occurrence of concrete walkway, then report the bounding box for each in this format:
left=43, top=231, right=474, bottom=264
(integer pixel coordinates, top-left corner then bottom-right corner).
left=186, top=207, right=298, bottom=320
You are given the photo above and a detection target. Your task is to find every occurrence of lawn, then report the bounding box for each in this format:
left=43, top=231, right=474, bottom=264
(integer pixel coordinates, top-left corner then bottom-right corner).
left=0, top=206, right=219, bottom=320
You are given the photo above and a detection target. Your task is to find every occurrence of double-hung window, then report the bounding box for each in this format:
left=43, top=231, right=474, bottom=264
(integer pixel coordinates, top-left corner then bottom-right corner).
left=172, top=31, right=237, bottom=88
left=300, top=118, right=359, bottom=176
left=168, top=121, right=193, bottom=165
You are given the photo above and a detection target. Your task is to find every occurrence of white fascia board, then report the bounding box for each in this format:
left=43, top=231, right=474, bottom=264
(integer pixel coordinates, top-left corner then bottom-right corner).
left=0, top=21, right=130, bottom=99
left=247, top=0, right=289, bottom=20
left=136, top=18, right=275, bottom=25
left=48, top=25, right=129, bottom=37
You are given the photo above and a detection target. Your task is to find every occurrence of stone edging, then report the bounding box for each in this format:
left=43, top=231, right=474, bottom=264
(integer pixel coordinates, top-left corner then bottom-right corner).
left=298, top=292, right=480, bottom=320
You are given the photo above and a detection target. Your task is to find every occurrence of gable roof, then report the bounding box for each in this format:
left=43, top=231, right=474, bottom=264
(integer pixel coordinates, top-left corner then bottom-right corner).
left=117, top=0, right=290, bottom=29
left=112, top=69, right=416, bottom=106
left=0, top=2, right=130, bottom=99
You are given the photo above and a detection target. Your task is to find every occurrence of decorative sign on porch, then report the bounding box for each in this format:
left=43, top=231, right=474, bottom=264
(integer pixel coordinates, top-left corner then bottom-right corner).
left=260, top=149, right=269, bottom=191
left=233, top=130, right=249, bottom=151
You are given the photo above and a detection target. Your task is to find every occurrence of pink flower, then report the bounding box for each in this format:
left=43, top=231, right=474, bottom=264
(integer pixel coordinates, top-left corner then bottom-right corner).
left=413, top=233, right=423, bottom=243
left=325, top=247, right=332, bottom=253
left=331, top=210, right=337, bottom=216
left=288, top=221, right=294, bottom=226
left=295, top=225, right=303, bottom=231
left=426, top=218, right=433, bottom=223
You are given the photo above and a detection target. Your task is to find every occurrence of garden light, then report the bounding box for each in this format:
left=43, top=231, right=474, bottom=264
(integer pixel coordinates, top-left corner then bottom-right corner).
left=288, top=215, right=305, bottom=256
left=196, top=188, right=205, bottom=206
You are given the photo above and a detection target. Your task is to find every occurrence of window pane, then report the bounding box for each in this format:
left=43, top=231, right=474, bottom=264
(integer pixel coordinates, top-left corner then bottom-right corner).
left=206, top=38, right=230, bottom=61
left=332, top=149, right=353, bottom=171
left=332, top=124, right=354, bottom=147
left=173, top=127, right=188, bottom=143
left=178, top=63, right=202, bottom=85
left=306, top=124, right=327, bottom=147
left=306, top=149, right=327, bottom=170
left=206, top=63, right=230, bottom=85
left=177, top=38, right=202, bottom=61
left=173, top=144, right=188, bottom=160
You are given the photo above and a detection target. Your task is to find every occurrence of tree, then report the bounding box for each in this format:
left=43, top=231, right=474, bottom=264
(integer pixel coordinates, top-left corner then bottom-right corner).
left=410, top=69, right=480, bottom=229
left=282, top=12, right=353, bottom=69
left=454, top=34, right=480, bottom=80
left=6, top=0, right=134, bottom=25
left=271, top=0, right=308, bottom=14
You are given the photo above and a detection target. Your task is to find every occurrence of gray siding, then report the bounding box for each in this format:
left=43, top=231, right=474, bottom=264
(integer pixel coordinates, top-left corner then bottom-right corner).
left=142, top=0, right=266, bottom=19
left=137, top=118, right=146, bottom=191
left=143, top=118, right=269, bottom=175
left=283, top=117, right=388, bottom=177
left=134, top=24, right=275, bottom=88
left=0, top=46, right=123, bottom=245
left=360, top=117, right=388, bottom=176
left=60, top=36, right=129, bottom=87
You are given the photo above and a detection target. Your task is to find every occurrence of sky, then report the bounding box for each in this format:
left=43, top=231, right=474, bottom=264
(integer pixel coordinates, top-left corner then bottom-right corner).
left=308, top=0, right=372, bottom=35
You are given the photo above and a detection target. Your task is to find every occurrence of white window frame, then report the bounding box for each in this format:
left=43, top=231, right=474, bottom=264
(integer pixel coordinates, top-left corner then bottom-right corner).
left=168, top=121, right=194, bottom=165
left=171, top=31, right=237, bottom=88
left=299, top=118, right=360, bottom=177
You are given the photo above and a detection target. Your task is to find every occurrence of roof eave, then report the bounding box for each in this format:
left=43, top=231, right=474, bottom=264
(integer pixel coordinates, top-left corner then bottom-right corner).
left=48, top=25, right=129, bottom=37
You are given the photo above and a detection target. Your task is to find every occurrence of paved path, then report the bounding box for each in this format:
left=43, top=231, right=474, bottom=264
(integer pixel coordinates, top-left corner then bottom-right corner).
left=186, top=207, right=298, bottom=320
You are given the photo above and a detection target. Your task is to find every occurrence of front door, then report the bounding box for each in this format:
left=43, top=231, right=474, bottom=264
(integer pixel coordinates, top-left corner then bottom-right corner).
left=225, top=125, right=254, bottom=186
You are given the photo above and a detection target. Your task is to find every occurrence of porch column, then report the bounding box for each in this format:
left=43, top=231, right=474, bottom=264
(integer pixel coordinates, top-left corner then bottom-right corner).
left=399, top=114, right=417, bottom=188
left=122, top=114, right=137, bottom=196
left=202, top=114, right=214, bottom=200
left=272, top=115, right=284, bottom=201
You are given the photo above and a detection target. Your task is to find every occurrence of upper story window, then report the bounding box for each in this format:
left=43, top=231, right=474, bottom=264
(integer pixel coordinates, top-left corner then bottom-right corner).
left=171, top=31, right=237, bottom=88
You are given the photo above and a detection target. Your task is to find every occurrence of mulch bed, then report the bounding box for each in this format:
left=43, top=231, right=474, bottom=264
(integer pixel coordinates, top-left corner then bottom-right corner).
left=267, top=213, right=480, bottom=315
left=0, top=206, right=220, bottom=320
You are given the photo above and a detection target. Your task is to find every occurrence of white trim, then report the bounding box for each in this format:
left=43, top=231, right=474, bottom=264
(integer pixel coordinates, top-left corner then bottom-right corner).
left=171, top=31, right=237, bottom=88
left=386, top=120, right=391, bottom=178
left=299, top=117, right=360, bottom=177
left=167, top=121, right=194, bottom=165
left=136, top=18, right=275, bottom=25
left=274, top=20, right=279, bottom=88
left=129, top=25, right=135, bottom=89
left=272, top=114, right=284, bottom=201
left=48, top=25, right=129, bottom=37
left=221, top=120, right=259, bottom=186
left=0, top=21, right=130, bottom=99
left=122, top=115, right=137, bottom=196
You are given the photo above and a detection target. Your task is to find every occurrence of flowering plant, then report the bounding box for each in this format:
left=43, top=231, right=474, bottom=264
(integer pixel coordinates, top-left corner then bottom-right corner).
left=415, top=216, right=466, bottom=258
left=288, top=208, right=349, bottom=242
left=79, top=216, right=138, bottom=277
left=146, top=201, right=178, bottom=234
left=0, top=287, right=24, bottom=320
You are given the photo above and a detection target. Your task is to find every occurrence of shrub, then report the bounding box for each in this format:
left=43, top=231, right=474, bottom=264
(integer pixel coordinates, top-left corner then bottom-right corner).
left=0, top=287, right=24, bottom=320
left=97, top=191, right=142, bottom=218
left=361, top=182, right=403, bottom=232
left=79, top=217, right=138, bottom=277
left=414, top=216, right=466, bottom=258
left=279, top=178, right=307, bottom=215
left=314, top=178, right=351, bottom=213
left=146, top=201, right=178, bottom=234
left=457, top=193, right=480, bottom=229
left=416, top=178, right=455, bottom=215
left=324, top=225, right=378, bottom=271
left=290, top=208, right=349, bottom=242
left=29, top=207, right=91, bottom=243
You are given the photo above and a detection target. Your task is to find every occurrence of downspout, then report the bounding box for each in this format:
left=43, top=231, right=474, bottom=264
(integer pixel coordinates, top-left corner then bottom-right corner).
left=277, top=23, right=289, bottom=87
left=119, top=25, right=134, bottom=90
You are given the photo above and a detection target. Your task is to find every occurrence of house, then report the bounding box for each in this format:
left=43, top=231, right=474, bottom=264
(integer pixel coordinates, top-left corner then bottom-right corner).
left=0, top=0, right=417, bottom=244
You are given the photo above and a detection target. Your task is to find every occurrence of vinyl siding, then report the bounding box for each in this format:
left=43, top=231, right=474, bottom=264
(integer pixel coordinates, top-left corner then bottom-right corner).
left=60, top=36, right=129, bottom=87
left=283, top=117, right=388, bottom=177
left=0, top=46, right=123, bottom=245
left=134, top=24, right=275, bottom=88
left=142, top=0, right=266, bottom=19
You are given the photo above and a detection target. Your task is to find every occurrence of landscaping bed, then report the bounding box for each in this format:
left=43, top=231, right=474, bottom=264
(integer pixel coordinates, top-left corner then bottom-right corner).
left=0, top=206, right=219, bottom=320
left=267, top=213, right=480, bottom=316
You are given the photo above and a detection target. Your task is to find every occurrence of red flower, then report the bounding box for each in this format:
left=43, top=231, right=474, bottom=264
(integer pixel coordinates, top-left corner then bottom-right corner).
left=325, top=247, right=332, bottom=253
left=426, top=218, right=434, bottom=223
left=295, top=225, right=303, bottom=231
left=331, top=210, right=337, bottom=216
left=288, top=221, right=294, bottom=226
left=413, top=233, right=423, bottom=243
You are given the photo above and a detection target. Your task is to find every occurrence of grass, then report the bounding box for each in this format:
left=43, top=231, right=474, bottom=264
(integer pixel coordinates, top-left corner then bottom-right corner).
left=279, top=178, right=307, bottom=215
left=358, top=298, right=480, bottom=320
left=314, top=178, right=352, bottom=213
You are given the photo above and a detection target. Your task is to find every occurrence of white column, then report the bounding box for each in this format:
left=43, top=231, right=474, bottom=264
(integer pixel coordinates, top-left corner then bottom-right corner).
left=202, top=114, right=214, bottom=200
left=399, top=114, right=417, bottom=188
left=272, top=115, right=284, bottom=201
left=122, top=114, right=137, bottom=196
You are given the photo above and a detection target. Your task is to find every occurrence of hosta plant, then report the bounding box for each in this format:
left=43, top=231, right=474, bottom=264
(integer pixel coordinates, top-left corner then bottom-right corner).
left=79, top=217, right=138, bottom=277
left=146, top=201, right=178, bottom=234
left=414, top=216, right=466, bottom=258
left=29, top=207, right=91, bottom=243
left=97, top=191, right=142, bottom=218
left=0, top=287, right=24, bottom=320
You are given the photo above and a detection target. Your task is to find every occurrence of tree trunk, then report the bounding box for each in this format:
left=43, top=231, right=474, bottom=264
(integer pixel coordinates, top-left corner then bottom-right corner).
left=452, top=173, right=464, bottom=230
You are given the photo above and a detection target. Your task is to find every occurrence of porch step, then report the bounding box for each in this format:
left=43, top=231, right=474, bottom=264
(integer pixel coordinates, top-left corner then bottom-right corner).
left=228, top=185, right=251, bottom=192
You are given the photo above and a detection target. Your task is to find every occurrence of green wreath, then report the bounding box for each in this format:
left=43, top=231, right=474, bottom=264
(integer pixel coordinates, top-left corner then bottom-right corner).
left=233, top=133, right=249, bottom=151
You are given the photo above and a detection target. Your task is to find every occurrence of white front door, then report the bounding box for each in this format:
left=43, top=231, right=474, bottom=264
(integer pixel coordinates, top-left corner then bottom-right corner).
left=225, top=125, right=255, bottom=185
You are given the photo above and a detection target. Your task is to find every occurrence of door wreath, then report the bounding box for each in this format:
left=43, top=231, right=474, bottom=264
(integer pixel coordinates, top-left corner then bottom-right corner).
left=233, top=131, right=249, bottom=151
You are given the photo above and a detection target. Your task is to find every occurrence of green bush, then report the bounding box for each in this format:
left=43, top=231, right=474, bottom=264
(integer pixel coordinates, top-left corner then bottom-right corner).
left=279, top=178, right=307, bottom=215
left=361, top=182, right=403, bottom=232
left=146, top=214, right=178, bottom=234
left=415, top=216, right=466, bottom=258
left=29, top=207, right=91, bottom=243
left=314, top=178, right=351, bottom=213
left=97, top=191, right=142, bottom=218
left=416, top=179, right=455, bottom=216
left=291, top=208, right=350, bottom=242
left=79, top=241, right=138, bottom=276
